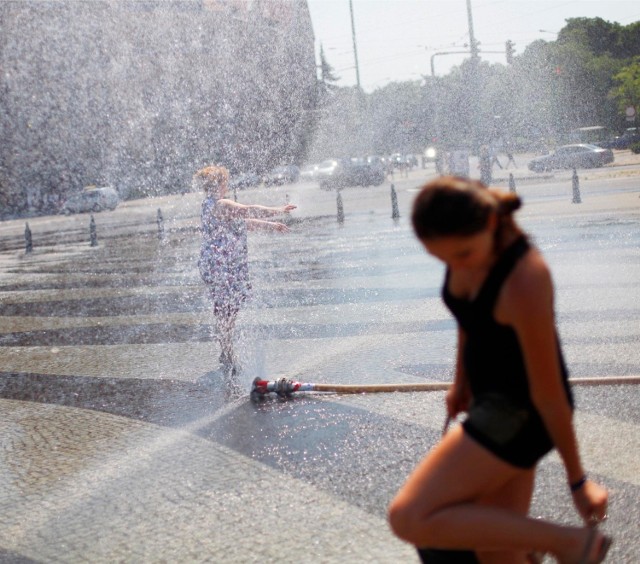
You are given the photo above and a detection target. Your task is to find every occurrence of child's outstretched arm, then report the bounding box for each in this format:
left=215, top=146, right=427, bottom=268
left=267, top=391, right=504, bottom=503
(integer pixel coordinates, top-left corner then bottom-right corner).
left=218, top=200, right=296, bottom=219
left=246, top=219, right=290, bottom=233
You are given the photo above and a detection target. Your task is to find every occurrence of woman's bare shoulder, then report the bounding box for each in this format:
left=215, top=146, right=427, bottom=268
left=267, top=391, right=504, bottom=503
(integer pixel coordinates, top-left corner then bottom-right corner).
left=513, top=247, right=551, bottom=288
left=499, top=248, right=554, bottom=321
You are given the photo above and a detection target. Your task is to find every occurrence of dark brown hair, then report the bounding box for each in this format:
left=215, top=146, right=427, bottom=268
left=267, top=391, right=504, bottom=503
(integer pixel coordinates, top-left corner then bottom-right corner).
left=411, top=176, right=524, bottom=250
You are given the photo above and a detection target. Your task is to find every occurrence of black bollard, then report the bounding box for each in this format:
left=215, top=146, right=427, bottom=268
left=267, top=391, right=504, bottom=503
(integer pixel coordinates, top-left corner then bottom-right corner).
left=390, top=183, right=400, bottom=219
left=571, top=168, right=582, bottom=204
left=508, top=173, right=516, bottom=193
left=157, top=208, right=165, bottom=240
left=89, top=215, right=98, bottom=247
left=336, top=189, right=344, bottom=224
left=25, top=222, right=33, bottom=254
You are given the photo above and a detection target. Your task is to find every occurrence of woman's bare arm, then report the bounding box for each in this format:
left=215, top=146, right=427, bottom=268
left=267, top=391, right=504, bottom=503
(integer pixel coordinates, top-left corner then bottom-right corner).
left=446, top=327, right=471, bottom=417
left=501, top=252, right=608, bottom=522
left=503, top=253, right=585, bottom=483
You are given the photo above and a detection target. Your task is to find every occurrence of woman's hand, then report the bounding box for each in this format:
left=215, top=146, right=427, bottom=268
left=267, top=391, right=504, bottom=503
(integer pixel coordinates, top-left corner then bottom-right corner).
left=281, top=204, right=297, bottom=214
left=572, top=479, right=609, bottom=526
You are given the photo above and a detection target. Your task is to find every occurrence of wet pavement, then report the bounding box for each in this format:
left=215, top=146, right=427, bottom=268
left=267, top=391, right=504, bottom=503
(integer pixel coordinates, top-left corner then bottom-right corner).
left=1, top=158, right=639, bottom=562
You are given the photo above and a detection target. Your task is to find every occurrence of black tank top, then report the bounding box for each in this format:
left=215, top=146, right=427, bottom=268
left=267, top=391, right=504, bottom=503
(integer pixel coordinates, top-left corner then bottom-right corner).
left=443, top=236, right=573, bottom=408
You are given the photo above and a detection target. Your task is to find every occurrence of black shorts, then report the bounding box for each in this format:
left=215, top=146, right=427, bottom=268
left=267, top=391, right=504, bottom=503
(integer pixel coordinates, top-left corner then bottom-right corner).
left=462, top=393, right=553, bottom=469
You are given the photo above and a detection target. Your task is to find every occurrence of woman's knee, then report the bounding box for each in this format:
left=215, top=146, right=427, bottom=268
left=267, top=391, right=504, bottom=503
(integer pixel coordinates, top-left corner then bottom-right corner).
left=387, top=495, right=436, bottom=544
left=387, top=496, right=413, bottom=541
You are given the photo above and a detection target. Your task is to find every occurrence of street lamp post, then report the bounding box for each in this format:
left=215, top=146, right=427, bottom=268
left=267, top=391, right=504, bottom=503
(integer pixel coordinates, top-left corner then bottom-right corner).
left=430, top=51, right=471, bottom=76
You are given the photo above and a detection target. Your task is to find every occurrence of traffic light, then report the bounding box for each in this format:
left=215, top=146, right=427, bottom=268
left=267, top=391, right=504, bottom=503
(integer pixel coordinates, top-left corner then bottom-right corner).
left=505, top=40, right=515, bottom=64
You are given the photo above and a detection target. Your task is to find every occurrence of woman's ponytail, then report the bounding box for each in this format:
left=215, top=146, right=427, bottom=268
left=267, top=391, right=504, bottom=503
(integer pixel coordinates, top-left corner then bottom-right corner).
left=488, top=189, right=525, bottom=251
left=489, top=189, right=522, bottom=217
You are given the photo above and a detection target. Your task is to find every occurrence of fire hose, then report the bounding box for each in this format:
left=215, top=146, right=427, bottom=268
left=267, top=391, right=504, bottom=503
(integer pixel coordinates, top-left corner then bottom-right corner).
left=250, top=375, right=640, bottom=401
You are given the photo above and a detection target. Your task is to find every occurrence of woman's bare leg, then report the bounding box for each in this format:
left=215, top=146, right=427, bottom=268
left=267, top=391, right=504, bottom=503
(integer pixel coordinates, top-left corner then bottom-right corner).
left=475, top=470, right=535, bottom=563
left=388, top=425, right=595, bottom=560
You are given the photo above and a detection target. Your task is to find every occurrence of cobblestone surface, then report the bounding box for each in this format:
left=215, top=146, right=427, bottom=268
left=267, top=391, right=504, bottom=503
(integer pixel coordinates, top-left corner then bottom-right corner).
left=1, top=166, right=639, bottom=562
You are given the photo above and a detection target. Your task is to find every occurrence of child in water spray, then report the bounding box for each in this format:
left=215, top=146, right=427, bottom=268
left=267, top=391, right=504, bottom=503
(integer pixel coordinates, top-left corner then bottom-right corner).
left=195, top=165, right=296, bottom=392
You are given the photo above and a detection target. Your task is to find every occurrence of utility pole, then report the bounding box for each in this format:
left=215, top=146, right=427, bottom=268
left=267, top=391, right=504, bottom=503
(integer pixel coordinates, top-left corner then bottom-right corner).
left=466, top=0, right=480, bottom=62
left=505, top=40, right=515, bottom=64
left=466, top=0, right=481, bottom=150
left=349, top=0, right=361, bottom=90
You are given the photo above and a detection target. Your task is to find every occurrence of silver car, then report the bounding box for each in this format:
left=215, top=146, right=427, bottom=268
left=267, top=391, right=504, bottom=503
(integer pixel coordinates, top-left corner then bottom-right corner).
left=528, top=144, right=614, bottom=173
left=61, top=186, right=119, bottom=214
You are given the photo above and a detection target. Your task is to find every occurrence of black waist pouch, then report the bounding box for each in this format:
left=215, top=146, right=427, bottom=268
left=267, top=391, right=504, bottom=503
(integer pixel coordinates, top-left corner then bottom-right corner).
left=466, top=393, right=529, bottom=445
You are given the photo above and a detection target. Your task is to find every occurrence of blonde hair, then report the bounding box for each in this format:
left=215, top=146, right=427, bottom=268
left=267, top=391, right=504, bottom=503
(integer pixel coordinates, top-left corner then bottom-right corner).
left=192, top=166, right=229, bottom=195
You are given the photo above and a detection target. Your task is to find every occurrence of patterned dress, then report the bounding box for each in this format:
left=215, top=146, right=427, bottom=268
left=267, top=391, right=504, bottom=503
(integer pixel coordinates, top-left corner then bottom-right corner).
left=198, top=196, right=251, bottom=314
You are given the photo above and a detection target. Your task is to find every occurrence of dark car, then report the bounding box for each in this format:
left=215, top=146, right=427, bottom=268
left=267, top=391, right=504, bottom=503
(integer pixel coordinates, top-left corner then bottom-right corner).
left=315, top=159, right=345, bottom=189
left=263, top=165, right=300, bottom=186
left=527, top=144, right=614, bottom=173
left=389, top=153, right=415, bottom=169
left=602, top=128, right=640, bottom=150
left=348, top=157, right=386, bottom=186
left=229, top=172, right=261, bottom=190
left=316, top=158, right=385, bottom=190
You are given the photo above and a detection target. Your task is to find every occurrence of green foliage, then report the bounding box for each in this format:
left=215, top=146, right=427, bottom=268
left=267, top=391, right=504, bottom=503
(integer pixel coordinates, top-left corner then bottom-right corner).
left=630, top=142, right=640, bottom=154
left=317, top=45, right=340, bottom=102
left=610, top=57, right=640, bottom=112
left=559, top=17, right=623, bottom=57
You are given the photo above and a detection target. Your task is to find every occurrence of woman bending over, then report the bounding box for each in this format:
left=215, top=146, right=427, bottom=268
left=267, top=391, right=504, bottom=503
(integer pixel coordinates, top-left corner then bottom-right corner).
left=388, top=176, right=610, bottom=563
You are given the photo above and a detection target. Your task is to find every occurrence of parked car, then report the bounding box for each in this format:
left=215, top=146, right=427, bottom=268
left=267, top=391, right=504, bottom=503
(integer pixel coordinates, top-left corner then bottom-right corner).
left=263, top=165, right=300, bottom=186
left=368, top=154, right=393, bottom=175
left=348, top=157, right=386, bottom=186
left=229, top=172, right=261, bottom=190
left=300, top=163, right=320, bottom=182
left=315, top=159, right=345, bottom=189
left=602, top=128, right=640, bottom=150
left=61, top=186, right=119, bottom=214
left=315, top=158, right=385, bottom=189
left=389, top=153, right=417, bottom=170
left=527, top=144, right=614, bottom=173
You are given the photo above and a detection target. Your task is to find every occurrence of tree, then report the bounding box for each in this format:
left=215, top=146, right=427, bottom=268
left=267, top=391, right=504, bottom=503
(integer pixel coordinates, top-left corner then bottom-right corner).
left=558, top=17, right=622, bottom=57
left=317, top=44, right=340, bottom=105
left=610, top=57, right=640, bottom=115
left=367, top=80, right=425, bottom=154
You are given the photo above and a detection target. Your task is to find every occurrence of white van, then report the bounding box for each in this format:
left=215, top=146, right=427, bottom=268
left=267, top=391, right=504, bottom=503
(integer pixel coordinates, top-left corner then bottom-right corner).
left=61, top=186, right=119, bottom=214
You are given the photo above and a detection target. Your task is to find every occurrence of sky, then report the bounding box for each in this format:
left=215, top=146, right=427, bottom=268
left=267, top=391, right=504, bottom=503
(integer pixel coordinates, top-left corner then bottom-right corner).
left=306, top=0, right=640, bottom=92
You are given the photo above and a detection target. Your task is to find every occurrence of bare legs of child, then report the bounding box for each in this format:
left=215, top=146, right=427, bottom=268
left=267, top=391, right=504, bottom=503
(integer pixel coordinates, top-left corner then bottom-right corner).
left=214, top=304, right=242, bottom=398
